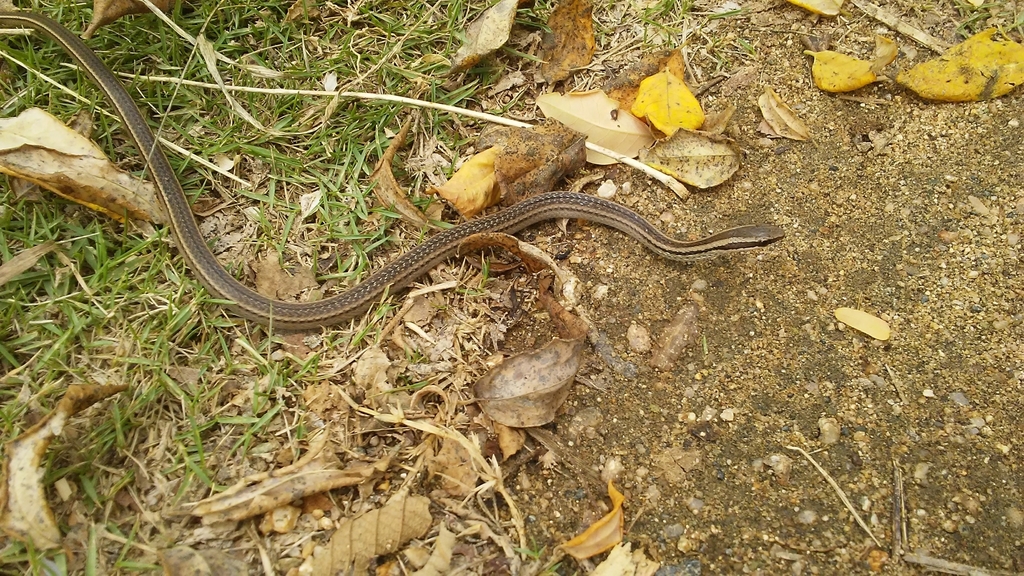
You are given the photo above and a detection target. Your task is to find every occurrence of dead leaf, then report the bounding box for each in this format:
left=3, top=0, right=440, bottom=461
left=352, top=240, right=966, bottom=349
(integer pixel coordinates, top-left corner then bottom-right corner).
left=0, top=385, right=127, bottom=549
left=428, top=147, right=501, bottom=217
left=537, top=90, right=655, bottom=165
left=592, top=543, right=661, bottom=576
left=897, top=29, right=1024, bottom=101
left=871, top=35, right=899, bottom=73
left=370, top=119, right=432, bottom=228
left=191, top=433, right=390, bottom=523
left=309, top=494, right=432, bottom=574
left=480, top=120, right=587, bottom=205
left=0, top=108, right=166, bottom=223
left=158, top=546, right=249, bottom=576
left=630, top=70, right=705, bottom=135
left=284, top=0, right=321, bottom=22
left=537, top=275, right=590, bottom=340
left=805, top=50, right=878, bottom=92
left=494, top=422, right=526, bottom=461
left=474, top=337, right=585, bottom=427
left=650, top=302, right=699, bottom=371
left=427, top=437, right=479, bottom=496
left=639, top=129, right=741, bottom=189
left=410, top=525, right=456, bottom=576
left=0, top=241, right=56, bottom=288
left=83, top=0, right=175, bottom=38
left=539, top=0, right=596, bottom=83
left=785, top=0, right=843, bottom=16
left=253, top=252, right=319, bottom=301
left=450, top=0, right=520, bottom=73
left=701, top=104, right=736, bottom=135
left=834, top=307, right=891, bottom=341
left=757, top=88, right=811, bottom=141
left=559, top=481, right=626, bottom=559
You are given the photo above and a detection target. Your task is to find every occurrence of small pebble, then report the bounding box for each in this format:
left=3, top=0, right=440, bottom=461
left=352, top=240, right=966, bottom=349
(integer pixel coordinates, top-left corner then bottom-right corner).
left=922, top=389, right=935, bottom=398
left=592, top=284, right=609, bottom=300
left=720, top=408, right=735, bottom=422
left=818, top=417, right=841, bottom=445
left=596, top=180, right=617, bottom=199
left=260, top=505, right=301, bottom=534
left=687, top=497, right=705, bottom=514
left=913, top=462, right=932, bottom=485
left=765, top=454, right=793, bottom=484
left=691, top=279, right=708, bottom=292
left=796, top=509, right=818, bottom=524
left=626, top=323, right=652, bottom=353
left=664, top=523, right=685, bottom=539
left=941, top=519, right=958, bottom=533
left=1008, top=232, right=1020, bottom=247
left=1009, top=118, right=1021, bottom=128
left=949, top=392, right=970, bottom=406
left=701, top=407, right=718, bottom=421
left=601, top=456, right=624, bottom=483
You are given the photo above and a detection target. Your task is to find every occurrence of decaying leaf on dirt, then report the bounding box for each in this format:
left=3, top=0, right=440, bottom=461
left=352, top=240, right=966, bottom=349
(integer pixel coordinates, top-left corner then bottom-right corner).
left=410, top=524, right=456, bottom=576
left=83, top=0, right=175, bottom=38
left=450, top=0, right=520, bottom=72
left=805, top=36, right=898, bottom=93
left=370, top=119, right=433, bottom=228
left=701, top=104, right=736, bottom=135
left=0, top=108, right=166, bottom=223
left=559, top=481, right=626, bottom=560
left=190, top=431, right=391, bottom=523
left=494, top=422, right=526, bottom=460
left=158, top=546, right=249, bottom=576
left=592, top=543, right=661, bottom=576
left=0, top=384, right=127, bottom=550
left=308, top=494, right=433, bottom=574
left=757, top=88, right=811, bottom=141
left=427, top=437, right=479, bottom=496
left=0, top=241, right=57, bottom=289
left=650, top=302, right=700, bottom=371
left=537, top=90, right=655, bottom=165
left=539, top=0, right=596, bottom=83
left=639, top=129, right=741, bottom=189
left=896, top=29, right=1024, bottom=101
left=475, top=337, right=586, bottom=427
left=479, top=120, right=587, bottom=206
left=429, top=147, right=501, bottom=217
left=254, top=251, right=319, bottom=301
left=630, top=70, right=705, bottom=136
left=785, top=0, right=843, bottom=16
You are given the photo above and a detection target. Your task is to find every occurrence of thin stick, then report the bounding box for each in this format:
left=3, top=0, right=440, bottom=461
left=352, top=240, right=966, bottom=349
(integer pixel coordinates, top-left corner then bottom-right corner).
left=891, top=457, right=905, bottom=559
left=850, top=0, right=950, bottom=53
left=903, top=552, right=1020, bottom=576
left=786, top=445, right=882, bottom=547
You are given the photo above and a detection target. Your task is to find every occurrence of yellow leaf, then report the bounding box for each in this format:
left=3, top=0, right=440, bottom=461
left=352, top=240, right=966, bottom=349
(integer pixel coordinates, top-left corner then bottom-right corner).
left=537, top=90, right=654, bottom=165
left=897, top=29, right=1024, bottom=101
left=428, top=147, right=501, bottom=218
left=804, top=50, right=877, bottom=92
left=834, top=307, right=891, bottom=341
left=871, top=36, right=899, bottom=73
left=559, top=481, right=625, bottom=559
left=630, top=70, right=704, bottom=136
left=786, top=0, right=843, bottom=16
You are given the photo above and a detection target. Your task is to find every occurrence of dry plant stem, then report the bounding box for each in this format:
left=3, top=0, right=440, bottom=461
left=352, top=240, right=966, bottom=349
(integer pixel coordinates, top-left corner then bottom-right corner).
left=335, top=388, right=527, bottom=551
left=902, top=553, right=1020, bottom=576
left=109, top=72, right=690, bottom=198
left=785, top=445, right=882, bottom=548
left=891, top=457, right=905, bottom=559
left=850, top=0, right=950, bottom=53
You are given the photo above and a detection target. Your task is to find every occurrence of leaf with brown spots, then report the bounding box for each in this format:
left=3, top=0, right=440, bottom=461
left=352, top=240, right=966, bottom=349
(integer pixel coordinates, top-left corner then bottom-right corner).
left=539, top=0, right=596, bottom=83
left=450, top=0, right=521, bottom=73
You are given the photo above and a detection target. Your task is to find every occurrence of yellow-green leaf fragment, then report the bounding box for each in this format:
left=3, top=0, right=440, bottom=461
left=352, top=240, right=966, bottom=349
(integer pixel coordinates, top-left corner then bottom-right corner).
left=834, top=307, right=891, bottom=341
left=805, top=50, right=877, bottom=92
left=896, top=29, right=1024, bottom=101
left=786, top=0, right=843, bottom=16
left=630, top=70, right=704, bottom=135
left=639, top=129, right=740, bottom=189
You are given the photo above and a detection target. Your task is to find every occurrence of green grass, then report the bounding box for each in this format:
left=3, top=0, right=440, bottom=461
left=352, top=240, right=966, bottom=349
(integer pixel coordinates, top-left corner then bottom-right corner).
left=1, top=0, right=498, bottom=571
